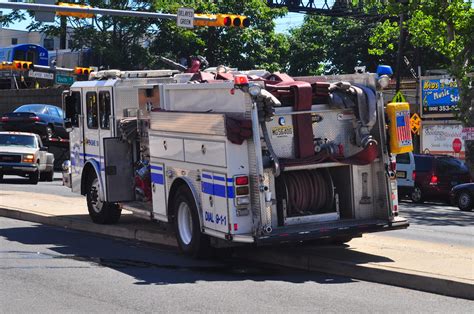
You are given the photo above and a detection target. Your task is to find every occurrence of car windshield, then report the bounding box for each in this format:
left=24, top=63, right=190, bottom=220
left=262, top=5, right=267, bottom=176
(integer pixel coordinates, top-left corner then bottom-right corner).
left=0, top=134, right=37, bottom=148
left=15, top=105, right=46, bottom=114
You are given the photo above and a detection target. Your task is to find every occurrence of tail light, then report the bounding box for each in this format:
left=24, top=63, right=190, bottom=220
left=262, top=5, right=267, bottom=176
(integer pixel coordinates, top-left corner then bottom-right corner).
left=234, top=175, right=250, bottom=206
left=430, top=174, right=438, bottom=185
left=412, top=171, right=416, bottom=181
left=30, top=116, right=40, bottom=121
left=0, top=116, right=8, bottom=122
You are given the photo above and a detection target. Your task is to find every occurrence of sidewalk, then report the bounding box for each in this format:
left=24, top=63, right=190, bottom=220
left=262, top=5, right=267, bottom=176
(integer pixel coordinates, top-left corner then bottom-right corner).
left=1, top=188, right=473, bottom=300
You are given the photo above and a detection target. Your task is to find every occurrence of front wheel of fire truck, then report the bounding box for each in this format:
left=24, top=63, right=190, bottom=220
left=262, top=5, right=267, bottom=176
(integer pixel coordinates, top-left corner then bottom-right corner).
left=173, top=185, right=210, bottom=257
left=86, top=174, right=121, bottom=224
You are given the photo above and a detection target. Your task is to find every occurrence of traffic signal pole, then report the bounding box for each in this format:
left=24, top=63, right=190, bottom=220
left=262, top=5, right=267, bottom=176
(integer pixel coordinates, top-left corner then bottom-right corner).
left=0, top=2, right=216, bottom=22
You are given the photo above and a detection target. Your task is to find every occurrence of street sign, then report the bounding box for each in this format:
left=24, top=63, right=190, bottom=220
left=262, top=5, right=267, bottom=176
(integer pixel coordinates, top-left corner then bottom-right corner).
left=28, top=70, right=54, bottom=80
left=35, top=0, right=55, bottom=22
left=462, top=127, right=474, bottom=141
left=452, top=138, right=462, bottom=153
left=392, top=91, right=406, bottom=103
left=410, top=113, right=421, bottom=134
left=55, top=74, right=74, bottom=85
left=177, top=7, right=194, bottom=29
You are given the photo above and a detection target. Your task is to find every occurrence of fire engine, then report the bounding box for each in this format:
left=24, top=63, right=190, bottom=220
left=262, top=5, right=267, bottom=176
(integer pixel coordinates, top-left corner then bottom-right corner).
left=62, top=67, right=410, bottom=256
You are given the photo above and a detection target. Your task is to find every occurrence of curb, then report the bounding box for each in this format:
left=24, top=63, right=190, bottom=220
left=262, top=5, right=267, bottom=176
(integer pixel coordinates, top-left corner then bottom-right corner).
left=0, top=206, right=177, bottom=248
left=234, top=249, right=474, bottom=300
left=1, top=206, right=472, bottom=300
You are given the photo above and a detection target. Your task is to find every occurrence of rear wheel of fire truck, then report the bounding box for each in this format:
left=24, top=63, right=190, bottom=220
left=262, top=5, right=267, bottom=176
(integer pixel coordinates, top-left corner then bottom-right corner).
left=173, top=185, right=210, bottom=258
left=410, top=186, right=423, bottom=203
left=86, top=174, right=121, bottom=224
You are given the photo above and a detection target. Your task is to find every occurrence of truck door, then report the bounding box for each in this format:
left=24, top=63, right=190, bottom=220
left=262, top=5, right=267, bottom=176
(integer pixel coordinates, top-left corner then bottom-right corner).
left=97, top=88, right=114, bottom=154
left=64, top=90, right=84, bottom=193
left=83, top=89, right=102, bottom=174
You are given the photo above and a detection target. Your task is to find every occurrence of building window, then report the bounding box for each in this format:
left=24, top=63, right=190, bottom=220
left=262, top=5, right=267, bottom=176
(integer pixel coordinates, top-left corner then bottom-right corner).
left=43, top=38, right=54, bottom=50
left=11, top=38, right=18, bottom=45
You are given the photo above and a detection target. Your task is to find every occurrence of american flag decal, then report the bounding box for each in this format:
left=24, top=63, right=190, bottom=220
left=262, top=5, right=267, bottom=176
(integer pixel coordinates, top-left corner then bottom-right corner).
left=396, top=110, right=412, bottom=146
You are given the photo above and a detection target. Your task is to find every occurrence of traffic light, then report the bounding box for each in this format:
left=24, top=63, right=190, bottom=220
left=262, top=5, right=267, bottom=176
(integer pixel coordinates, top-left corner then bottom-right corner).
left=56, top=2, right=94, bottom=19
left=194, top=14, right=250, bottom=28
left=13, top=60, right=32, bottom=71
left=74, top=67, right=92, bottom=76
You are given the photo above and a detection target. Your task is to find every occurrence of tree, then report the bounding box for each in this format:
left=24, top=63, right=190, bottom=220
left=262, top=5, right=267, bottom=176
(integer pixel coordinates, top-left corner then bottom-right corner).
left=1, top=1, right=159, bottom=70
left=151, top=0, right=289, bottom=71
left=287, top=15, right=392, bottom=76
left=369, top=0, right=474, bottom=169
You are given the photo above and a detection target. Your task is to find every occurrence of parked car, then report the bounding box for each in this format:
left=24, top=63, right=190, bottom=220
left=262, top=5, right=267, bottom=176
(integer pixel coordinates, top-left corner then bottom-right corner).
left=450, top=183, right=474, bottom=211
left=0, top=131, right=54, bottom=184
left=397, top=153, right=471, bottom=203
left=0, top=104, right=68, bottom=140
left=396, top=152, right=415, bottom=199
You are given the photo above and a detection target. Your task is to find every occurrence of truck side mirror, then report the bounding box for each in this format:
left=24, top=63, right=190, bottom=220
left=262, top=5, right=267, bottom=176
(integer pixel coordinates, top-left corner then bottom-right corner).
left=40, top=146, right=49, bottom=151
left=64, top=119, right=73, bottom=132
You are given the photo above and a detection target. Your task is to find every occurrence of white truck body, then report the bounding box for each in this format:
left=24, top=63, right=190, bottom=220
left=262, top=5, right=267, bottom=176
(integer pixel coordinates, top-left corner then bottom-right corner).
left=63, top=70, right=407, bottom=251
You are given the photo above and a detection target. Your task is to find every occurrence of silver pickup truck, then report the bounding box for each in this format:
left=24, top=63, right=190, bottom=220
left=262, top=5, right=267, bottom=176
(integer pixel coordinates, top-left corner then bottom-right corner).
left=0, top=131, right=54, bottom=184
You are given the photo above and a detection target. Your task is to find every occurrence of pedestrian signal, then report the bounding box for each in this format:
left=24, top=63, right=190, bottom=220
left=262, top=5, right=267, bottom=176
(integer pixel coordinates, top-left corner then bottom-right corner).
left=194, top=14, right=250, bottom=28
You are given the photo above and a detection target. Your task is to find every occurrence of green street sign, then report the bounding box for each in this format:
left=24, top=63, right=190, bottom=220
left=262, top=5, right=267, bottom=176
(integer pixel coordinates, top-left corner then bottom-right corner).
left=56, top=74, right=75, bottom=85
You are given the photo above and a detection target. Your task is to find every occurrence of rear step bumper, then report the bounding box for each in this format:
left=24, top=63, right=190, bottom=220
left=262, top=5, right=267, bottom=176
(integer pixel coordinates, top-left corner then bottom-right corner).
left=255, top=217, right=409, bottom=245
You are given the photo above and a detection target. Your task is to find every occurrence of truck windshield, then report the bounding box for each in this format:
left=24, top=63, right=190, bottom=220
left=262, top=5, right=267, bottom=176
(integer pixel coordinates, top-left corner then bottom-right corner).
left=0, top=134, right=37, bottom=148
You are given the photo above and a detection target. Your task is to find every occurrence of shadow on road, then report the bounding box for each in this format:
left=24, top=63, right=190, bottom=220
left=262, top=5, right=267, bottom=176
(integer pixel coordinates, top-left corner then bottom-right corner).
left=0, top=221, right=393, bottom=286
left=399, top=201, right=473, bottom=227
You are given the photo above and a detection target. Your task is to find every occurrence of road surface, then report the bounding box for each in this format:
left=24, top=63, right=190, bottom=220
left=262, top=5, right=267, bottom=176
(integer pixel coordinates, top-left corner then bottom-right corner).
left=1, top=217, right=472, bottom=313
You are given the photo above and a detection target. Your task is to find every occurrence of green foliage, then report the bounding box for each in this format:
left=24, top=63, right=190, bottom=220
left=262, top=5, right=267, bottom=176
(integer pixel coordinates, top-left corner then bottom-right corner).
left=287, top=15, right=391, bottom=75
left=151, top=0, right=289, bottom=71
left=370, top=0, right=473, bottom=170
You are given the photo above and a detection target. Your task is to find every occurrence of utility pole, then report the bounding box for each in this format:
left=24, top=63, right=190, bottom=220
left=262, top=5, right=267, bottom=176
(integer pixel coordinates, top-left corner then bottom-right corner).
left=395, top=0, right=409, bottom=92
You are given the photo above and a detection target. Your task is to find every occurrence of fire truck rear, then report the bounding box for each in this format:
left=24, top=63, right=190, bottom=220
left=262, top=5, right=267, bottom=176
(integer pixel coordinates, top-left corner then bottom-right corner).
left=62, top=68, right=409, bottom=256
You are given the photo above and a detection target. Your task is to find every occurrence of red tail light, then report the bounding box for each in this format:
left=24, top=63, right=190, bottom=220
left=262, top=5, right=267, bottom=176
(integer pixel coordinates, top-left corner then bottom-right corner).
left=235, top=176, right=249, bottom=186
left=0, top=116, right=8, bottom=122
left=390, top=160, right=397, bottom=172
left=430, top=174, right=438, bottom=185
left=30, top=116, right=40, bottom=121
left=412, top=171, right=416, bottom=181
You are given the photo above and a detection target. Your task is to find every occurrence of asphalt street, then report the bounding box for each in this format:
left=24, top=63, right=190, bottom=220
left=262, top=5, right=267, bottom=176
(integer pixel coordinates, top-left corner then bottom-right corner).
left=1, top=217, right=472, bottom=313
left=384, top=200, right=473, bottom=247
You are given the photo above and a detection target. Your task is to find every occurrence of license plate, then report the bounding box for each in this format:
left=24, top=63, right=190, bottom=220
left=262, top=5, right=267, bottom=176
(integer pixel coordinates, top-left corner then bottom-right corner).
left=396, top=171, right=407, bottom=179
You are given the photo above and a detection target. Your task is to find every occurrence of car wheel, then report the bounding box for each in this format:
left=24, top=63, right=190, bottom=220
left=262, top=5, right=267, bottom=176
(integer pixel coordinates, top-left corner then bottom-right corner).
left=86, top=174, right=121, bottom=224
left=45, top=170, right=54, bottom=182
left=411, top=186, right=423, bottom=203
left=173, top=185, right=210, bottom=257
left=28, top=170, right=39, bottom=185
left=457, top=191, right=472, bottom=211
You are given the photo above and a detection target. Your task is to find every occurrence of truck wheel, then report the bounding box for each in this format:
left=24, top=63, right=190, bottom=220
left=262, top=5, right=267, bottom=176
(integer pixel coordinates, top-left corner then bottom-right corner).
left=457, top=191, right=472, bottom=211
left=86, top=174, right=121, bottom=224
left=28, top=170, right=39, bottom=185
left=410, top=186, right=423, bottom=203
left=173, top=186, right=210, bottom=257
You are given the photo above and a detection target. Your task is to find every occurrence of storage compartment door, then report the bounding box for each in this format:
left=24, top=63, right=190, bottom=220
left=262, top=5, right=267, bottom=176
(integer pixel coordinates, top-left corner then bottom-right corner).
left=201, top=171, right=229, bottom=233
left=103, top=137, right=135, bottom=202
left=151, top=163, right=167, bottom=219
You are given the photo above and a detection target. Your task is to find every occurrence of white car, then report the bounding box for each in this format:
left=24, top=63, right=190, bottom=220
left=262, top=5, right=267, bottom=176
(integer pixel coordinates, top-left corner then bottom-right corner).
left=0, top=131, right=54, bottom=184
